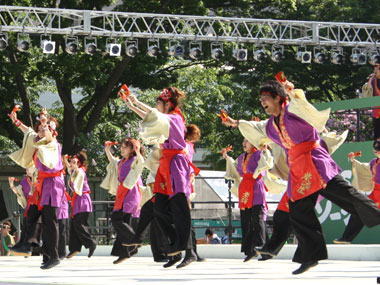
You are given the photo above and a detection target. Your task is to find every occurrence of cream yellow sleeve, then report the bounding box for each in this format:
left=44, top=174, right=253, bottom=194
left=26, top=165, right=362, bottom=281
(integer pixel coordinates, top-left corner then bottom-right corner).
left=351, top=160, right=373, bottom=192
left=238, top=119, right=272, bottom=149
left=288, top=89, right=330, bottom=133
left=253, top=149, right=274, bottom=179
left=362, top=82, right=373, bottom=98
left=123, top=155, right=145, bottom=189
left=143, top=145, right=161, bottom=175
left=269, top=144, right=290, bottom=181
left=140, top=108, right=170, bottom=145
left=320, top=130, right=348, bottom=155
left=8, top=127, right=38, bottom=169
left=263, top=172, right=288, bottom=194
left=100, top=156, right=119, bottom=196
left=224, top=156, right=241, bottom=198
left=35, top=139, right=59, bottom=169
left=14, top=185, right=28, bottom=209
left=70, top=169, right=85, bottom=196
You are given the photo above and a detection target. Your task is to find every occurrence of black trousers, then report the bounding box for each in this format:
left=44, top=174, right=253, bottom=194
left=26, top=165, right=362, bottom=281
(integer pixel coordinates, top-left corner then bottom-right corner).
left=374, top=117, right=380, bottom=140
left=339, top=214, right=363, bottom=242
left=69, top=212, right=96, bottom=252
left=154, top=193, right=192, bottom=252
left=110, top=211, right=135, bottom=257
left=240, top=205, right=266, bottom=256
left=265, top=209, right=291, bottom=255
left=25, top=204, right=42, bottom=246
left=58, top=219, right=67, bottom=258
left=41, top=205, right=59, bottom=260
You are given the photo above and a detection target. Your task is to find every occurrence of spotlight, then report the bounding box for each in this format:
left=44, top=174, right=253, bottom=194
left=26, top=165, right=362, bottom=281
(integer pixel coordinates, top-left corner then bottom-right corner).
left=40, top=35, right=55, bottom=54
left=0, top=33, right=8, bottom=51
left=211, top=42, right=224, bottom=60
left=106, top=39, right=121, bottom=57
left=271, top=45, right=284, bottom=62
left=253, top=46, right=267, bottom=62
left=313, top=47, right=328, bottom=64
left=368, top=49, right=380, bottom=66
left=84, top=37, right=97, bottom=55
left=168, top=40, right=184, bottom=57
left=233, top=45, right=248, bottom=61
left=350, top=48, right=367, bottom=65
left=125, top=39, right=138, bottom=57
left=17, top=34, right=30, bottom=52
left=147, top=39, right=160, bottom=57
left=295, top=47, right=311, bottom=63
left=65, top=37, right=79, bottom=54
left=330, top=48, right=345, bottom=65
left=189, top=41, right=202, bottom=60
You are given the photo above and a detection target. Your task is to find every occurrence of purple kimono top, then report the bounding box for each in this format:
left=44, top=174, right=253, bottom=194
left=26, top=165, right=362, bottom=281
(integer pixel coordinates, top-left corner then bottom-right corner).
left=370, top=158, right=380, bottom=184
left=265, top=105, right=341, bottom=199
left=35, top=141, right=65, bottom=208
left=161, top=114, right=192, bottom=199
left=116, top=156, right=142, bottom=217
left=19, top=177, right=32, bottom=199
left=57, top=193, right=69, bottom=220
left=70, top=168, right=93, bottom=216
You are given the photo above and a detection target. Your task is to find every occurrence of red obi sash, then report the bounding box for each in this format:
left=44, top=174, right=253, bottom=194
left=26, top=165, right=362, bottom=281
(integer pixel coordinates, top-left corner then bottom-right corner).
left=238, top=173, right=264, bottom=210
left=287, top=141, right=326, bottom=201
left=30, top=169, right=64, bottom=210
left=154, top=149, right=200, bottom=196
left=114, top=183, right=129, bottom=211
left=277, top=192, right=290, bottom=213
left=369, top=183, right=380, bottom=210
left=71, top=191, right=91, bottom=218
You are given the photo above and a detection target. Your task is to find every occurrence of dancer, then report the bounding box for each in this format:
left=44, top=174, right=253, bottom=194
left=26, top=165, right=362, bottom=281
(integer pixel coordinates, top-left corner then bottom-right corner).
left=100, top=138, right=144, bottom=264
left=9, top=108, right=65, bottom=270
left=334, top=140, right=380, bottom=244
left=222, top=79, right=380, bottom=274
left=222, top=138, right=273, bottom=262
left=125, top=87, right=198, bottom=268
left=64, top=152, right=97, bottom=258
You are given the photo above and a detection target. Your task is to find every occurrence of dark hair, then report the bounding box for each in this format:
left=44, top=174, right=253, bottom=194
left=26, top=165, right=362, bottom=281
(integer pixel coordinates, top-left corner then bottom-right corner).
left=259, top=80, right=288, bottom=105
left=186, top=124, right=201, bottom=143
left=3, top=220, right=11, bottom=228
left=33, top=120, right=42, bottom=133
left=33, top=115, right=59, bottom=134
left=205, top=228, right=213, bottom=236
left=373, top=140, right=380, bottom=152
left=75, top=151, right=88, bottom=168
left=157, top=86, right=186, bottom=111
left=121, top=137, right=145, bottom=158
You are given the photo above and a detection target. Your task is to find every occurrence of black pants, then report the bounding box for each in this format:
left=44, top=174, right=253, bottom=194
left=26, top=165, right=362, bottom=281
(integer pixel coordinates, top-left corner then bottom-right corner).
left=69, top=212, right=96, bottom=252
left=41, top=205, right=59, bottom=260
left=240, top=205, right=266, bottom=256
left=58, top=219, right=67, bottom=258
left=265, top=209, right=291, bottom=255
left=110, top=211, right=135, bottom=257
left=154, top=193, right=192, bottom=252
left=25, top=204, right=42, bottom=246
left=339, top=214, right=363, bottom=242
left=374, top=117, right=380, bottom=140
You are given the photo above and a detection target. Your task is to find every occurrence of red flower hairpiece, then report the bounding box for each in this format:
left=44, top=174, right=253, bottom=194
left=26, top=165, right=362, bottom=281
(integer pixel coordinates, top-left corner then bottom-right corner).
left=159, top=89, right=172, bottom=101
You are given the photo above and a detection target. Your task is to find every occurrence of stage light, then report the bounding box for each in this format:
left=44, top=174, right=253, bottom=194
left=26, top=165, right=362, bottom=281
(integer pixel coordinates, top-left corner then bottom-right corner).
left=17, top=34, right=30, bottom=52
left=189, top=41, right=202, bottom=60
left=84, top=37, right=97, bottom=55
left=295, top=47, right=311, bottom=63
left=368, top=49, right=380, bottom=66
left=0, top=33, right=8, bottom=51
left=253, top=46, right=267, bottom=62
left=106, top=39, right=121, bottom=57
left=65, top=37, right=79, bottom=54
left=125, top=39, right=138, bottom=57
left=147, top=39, right=160, bottom=57
left=330, top=48, right=345, bottom=65
left=350, top=48, right=367, bottom=65
left=233, top=44, right=248, bottom=61
left=313, top=47, right=328, bottom=64
left=271, top=45, right=284, bottom=62
left=40, top=35, right=55, bottom=54
left=168, top=40, right=184, bottom=57
left=211, top=42, right=224, bottom=60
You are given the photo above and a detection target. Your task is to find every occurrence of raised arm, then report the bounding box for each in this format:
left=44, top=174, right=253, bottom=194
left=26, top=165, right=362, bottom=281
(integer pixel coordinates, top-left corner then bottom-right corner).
left=8, top=111, right=29, bottom=134
left=104, top=143, right=115, bottom=163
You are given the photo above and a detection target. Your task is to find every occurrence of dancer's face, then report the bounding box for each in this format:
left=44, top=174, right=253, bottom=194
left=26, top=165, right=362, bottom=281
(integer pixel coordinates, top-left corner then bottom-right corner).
left=374, top=65, right=380, bottom=79
left=120, top=142, right=132, bottom=159
left=155, top=99, right=171, bottom=114
left=242, top=138, right=254, bottom=153
left=374, top=149, right=380, bottom=158
left=260, top=93, right=282, bottom=116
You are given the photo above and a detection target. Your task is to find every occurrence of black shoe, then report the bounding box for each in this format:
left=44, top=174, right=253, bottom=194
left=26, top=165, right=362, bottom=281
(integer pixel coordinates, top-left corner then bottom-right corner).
left=333, top=238, right=351, bottom=244
left=156, top=258, right=169, bottom=263
left=129, top=247, right=138, bottom=257
left=66, top=251, right=79, bottom=259
left=163, top=253, right=182, bottom=268
left=258, top=254, right=273, bottom=261
left=9, top=244, right=32, bottom=257
left=292, top=261, right=318, bottom=275
left=176, top=256, right=197, bottom=269
left=122, top=238, right=143, bottom=247
left=243, top=252, right=258, bottom=262
left=255, top=246, right=276, bottom=257
left=88, top=244, right=96, bottom=258
left=197, top=257, right=206, bottom=262
left=40, top=258, right=60, bottom=270
left=113, top=256, right=130, bottom=264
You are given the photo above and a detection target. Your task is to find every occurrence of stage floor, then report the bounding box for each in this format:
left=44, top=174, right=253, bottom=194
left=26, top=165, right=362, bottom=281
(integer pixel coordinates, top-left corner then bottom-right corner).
left=1, top=256, right=379, bottom=285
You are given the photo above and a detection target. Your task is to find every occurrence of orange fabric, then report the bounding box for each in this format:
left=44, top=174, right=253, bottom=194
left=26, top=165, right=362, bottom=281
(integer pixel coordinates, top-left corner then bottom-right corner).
left=277, top=192, right=290, bottom=213
left=239, top=173, right=256, bottom=209
left=287, top=141, right=326, bottom=201
left=114, top=184, right=129, bottom=211
left=369, top=183, right=380, bottom=210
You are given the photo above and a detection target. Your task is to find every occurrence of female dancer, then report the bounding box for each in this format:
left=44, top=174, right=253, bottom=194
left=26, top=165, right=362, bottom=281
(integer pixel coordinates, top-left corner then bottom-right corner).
left=100, top=138, right=144, bottom=264
left=223, top=138, right=273, bottom=262
left=125, top=87, right=198, bottom=267
left=64, top=151, right=97, bottom=258
left=9, top=108, right=65, bottom=270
